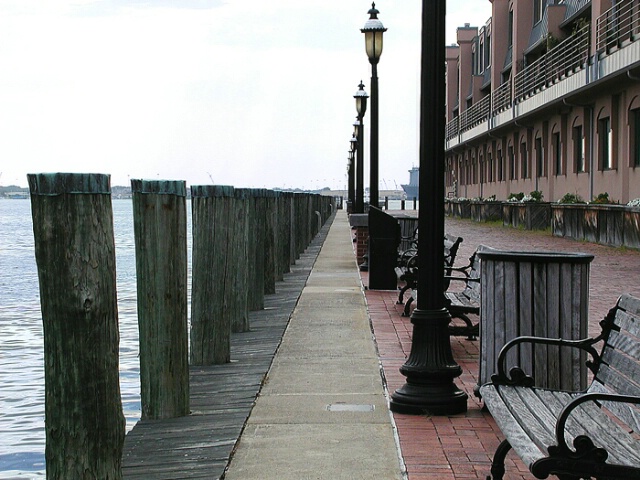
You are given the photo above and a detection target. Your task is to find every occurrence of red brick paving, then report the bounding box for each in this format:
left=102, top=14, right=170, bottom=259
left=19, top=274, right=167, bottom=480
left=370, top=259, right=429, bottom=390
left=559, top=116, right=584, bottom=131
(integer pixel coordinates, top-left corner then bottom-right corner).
left=358, top=213, right=640, bottom=480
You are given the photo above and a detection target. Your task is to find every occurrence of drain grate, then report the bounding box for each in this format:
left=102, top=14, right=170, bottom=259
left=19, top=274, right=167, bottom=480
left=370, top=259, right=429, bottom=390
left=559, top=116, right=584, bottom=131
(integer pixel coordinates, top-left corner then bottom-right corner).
left=326, top=403, right=375, bottom=412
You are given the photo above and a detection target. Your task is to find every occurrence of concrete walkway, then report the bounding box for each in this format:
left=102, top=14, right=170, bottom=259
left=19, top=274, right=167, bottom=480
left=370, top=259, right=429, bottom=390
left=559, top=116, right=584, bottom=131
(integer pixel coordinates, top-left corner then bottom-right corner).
left=223, top=211, right=404, bottom=479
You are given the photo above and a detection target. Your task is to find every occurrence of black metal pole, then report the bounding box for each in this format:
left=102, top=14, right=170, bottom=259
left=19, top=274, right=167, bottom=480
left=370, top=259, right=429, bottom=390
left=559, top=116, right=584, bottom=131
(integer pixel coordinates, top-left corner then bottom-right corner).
left=348, top=153, right=355, bottom=209
left=370, top=63, right=379, bottom=209
left=389, top=0, right=468, bottom=415
left=356, top=121, right=365, bottom=214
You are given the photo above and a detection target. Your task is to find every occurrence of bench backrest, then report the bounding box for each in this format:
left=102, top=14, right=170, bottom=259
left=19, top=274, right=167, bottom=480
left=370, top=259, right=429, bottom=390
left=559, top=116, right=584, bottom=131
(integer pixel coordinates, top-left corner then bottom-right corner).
left=461, top=250, right=482, bottom=303
left=444, top=234, right=463, bottom=272
left=588, top=293, right=640, bottom=433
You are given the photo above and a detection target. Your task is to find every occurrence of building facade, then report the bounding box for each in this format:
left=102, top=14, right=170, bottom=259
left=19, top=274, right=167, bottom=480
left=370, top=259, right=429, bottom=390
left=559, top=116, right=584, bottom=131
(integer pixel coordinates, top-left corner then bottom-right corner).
left=445, top=0, right=640, bottom=204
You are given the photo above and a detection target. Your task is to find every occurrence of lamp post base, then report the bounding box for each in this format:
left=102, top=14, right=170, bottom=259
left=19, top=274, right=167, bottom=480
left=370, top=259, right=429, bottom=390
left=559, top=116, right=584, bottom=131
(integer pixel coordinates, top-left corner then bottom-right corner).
left=389, top=308, right=468, bottom=415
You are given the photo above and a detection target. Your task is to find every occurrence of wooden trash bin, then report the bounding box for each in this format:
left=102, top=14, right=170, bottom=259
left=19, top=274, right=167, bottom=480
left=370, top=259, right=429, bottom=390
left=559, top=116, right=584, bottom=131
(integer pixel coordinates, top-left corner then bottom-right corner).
left=478, top=249, right=594, bottom=393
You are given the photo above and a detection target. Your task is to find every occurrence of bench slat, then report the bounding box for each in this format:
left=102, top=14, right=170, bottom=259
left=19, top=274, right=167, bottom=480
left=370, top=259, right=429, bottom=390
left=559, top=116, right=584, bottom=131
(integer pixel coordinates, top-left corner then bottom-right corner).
left=539, top=388, right=640, bottom=465
left=479, top=386, right=547, bottom=468
left=618, top=293, right=640, bottom=320
left=482, top=384, right=640, bottom=467
left=599, top=343, right=640, bottom=397
left=605, top=322, right=640, bottom=359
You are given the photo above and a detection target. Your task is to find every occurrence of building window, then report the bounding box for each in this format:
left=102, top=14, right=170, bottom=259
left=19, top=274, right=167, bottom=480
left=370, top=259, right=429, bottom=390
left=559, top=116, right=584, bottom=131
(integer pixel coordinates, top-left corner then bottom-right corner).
left=573, top=125, right=585, bottom=172
left=554, top=132, right=562, bottom=175
left=498, top=149, right=504, bottom=181
left=486, top=33, right=491, bottom=68
left=521, top=142, right=529, bottom=179
left=488, top=152, right=494, bottom=183
left=633, top=109, right=640, bottom=167
left=509, top=145, right=516, bottom=180
left=534, top=0, right=544, bottom=24
left=535, top=137, right=544, bottom=178
left=599, top=117, right=612, bottom=170
left=508, top=10, right=514, bottom=47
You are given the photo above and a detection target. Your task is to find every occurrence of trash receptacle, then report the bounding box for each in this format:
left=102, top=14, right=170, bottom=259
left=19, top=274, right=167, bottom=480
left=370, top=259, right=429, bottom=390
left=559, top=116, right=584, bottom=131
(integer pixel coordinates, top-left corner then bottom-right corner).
left=478, top=248, right=594, bottom=392
left=368, top=206, right=400, bottom=290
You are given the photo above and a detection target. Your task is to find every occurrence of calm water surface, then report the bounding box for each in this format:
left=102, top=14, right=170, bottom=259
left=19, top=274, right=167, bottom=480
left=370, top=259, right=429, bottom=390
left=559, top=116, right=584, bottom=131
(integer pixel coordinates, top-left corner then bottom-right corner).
left=0, top=198, right=192, bottom=479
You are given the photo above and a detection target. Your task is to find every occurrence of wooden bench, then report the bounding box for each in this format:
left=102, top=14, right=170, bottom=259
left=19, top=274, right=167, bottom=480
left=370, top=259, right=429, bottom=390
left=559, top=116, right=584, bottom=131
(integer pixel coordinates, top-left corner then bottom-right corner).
left=443, top=248, right=482, bottom=340
left=480, top=293, right=640, bottom=480
left=394, top=233, right=463, bottom=308
left=403, top=247, right=483, bottom=340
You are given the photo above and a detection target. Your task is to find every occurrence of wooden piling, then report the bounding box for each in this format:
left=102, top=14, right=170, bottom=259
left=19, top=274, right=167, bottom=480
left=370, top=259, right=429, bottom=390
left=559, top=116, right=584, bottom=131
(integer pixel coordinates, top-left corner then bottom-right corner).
left=28, top=172, right=124, bottom=480
left=231, top=188, right=250, bottom=332
left=262, top=189, right=277, bottom=295
left=131, top=179, right=189, bottom=419
left=244, top=189, right=265, bottom=311
left=278, top=192, right=293, bottom=275
left=190, top=185, right=234, bottom=364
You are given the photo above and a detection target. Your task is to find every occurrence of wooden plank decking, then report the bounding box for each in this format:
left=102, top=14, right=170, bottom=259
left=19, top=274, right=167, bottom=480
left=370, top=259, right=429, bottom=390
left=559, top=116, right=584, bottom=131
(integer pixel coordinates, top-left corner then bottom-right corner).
left=121, top=216, right=332, bottom=480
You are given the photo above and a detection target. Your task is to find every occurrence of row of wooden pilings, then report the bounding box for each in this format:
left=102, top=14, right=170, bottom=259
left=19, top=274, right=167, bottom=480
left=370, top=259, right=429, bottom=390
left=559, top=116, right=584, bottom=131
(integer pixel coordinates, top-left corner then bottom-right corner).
left=27, top=173, right=334, bottom=479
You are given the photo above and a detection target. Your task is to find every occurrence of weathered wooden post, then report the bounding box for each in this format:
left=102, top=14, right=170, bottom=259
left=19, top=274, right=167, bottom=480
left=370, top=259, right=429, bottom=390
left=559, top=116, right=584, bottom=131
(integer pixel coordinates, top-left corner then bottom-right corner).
left=249, top=189, right=266, bottom=309
left=263, top=189, right=277, bottom=294
left=131, top=179, right=189, bottom=419
left=273, top=191, right=285, bottom=282
left=231, top=188, right=250, bottom=332
left=278, top=192, right=293, bottom=276
left=294, top=193, right=306, bottom=259
left=28, top=172, right=125, bottom=479
left=190, top=185, right=234, bottom=364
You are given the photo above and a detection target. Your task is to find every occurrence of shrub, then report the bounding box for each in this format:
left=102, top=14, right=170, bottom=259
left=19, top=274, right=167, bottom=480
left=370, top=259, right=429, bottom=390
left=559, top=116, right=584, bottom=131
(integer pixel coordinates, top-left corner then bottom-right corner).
left=628, top=198, right=640, bottom=207
left=507, top=192, right=525, bottom=202
left=591, top=192, right=616, bottom=204
left=558, top=193, right=585, bottom=204
left=524, top=190, right=544, bottom=202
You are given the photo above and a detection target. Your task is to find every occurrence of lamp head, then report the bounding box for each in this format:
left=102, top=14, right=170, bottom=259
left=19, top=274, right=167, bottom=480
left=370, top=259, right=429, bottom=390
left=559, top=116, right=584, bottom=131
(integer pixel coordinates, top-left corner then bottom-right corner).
left=361, top=2, right=387, bottom=64
left=353, top=81, right=368, bottom=117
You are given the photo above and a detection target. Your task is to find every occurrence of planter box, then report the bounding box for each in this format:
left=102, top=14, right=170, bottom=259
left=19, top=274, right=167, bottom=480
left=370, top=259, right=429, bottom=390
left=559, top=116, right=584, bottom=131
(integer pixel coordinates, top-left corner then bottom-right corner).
left=448, top=200, right=471, bottom=219
left=470, top=202, right=502, bottom=222
left=444, top=199, right=454, bottom=216
left=503, top=202, right=551, bottom=230
left=551, top=204, right=640, bottom=249
left=624, top=209, right=640, bottom=249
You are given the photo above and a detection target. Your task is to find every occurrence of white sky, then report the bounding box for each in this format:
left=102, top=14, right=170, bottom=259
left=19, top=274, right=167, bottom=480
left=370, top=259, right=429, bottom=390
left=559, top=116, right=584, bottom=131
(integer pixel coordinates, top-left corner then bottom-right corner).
left=0, top=1, right=490, bottom=190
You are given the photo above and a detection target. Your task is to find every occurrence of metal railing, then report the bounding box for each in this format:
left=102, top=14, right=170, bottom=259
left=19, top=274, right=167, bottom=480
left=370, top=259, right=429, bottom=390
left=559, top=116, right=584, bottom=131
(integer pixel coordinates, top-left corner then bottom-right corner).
left=459, top=94, right=491, bottom=133
left=597, top=0, right=640, bottom=53
left=491, top=80, right=512, bottom=115
left=446, top=116, right=459, bottom=141
left=446, top=7, right=640, bottom=143
left=513, top=24, right=590, bottom=102
left=446, top=25, right=590, bottom=141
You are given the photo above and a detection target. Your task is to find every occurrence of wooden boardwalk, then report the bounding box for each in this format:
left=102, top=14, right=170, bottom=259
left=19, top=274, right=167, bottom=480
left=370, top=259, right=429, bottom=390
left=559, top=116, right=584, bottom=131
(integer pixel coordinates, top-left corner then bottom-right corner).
left=121, top=217, right=332, bottom=480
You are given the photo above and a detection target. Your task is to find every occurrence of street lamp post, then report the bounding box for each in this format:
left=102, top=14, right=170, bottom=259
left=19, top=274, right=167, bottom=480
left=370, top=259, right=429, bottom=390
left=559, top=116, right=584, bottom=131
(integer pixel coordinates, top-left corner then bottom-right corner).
left=361, top=2, right=386, bottom=210
left=389, top=0, right=468, bottom=415
left=349, top=137, right=357, bottom=210
left=354, top=82, right=368, bottom=214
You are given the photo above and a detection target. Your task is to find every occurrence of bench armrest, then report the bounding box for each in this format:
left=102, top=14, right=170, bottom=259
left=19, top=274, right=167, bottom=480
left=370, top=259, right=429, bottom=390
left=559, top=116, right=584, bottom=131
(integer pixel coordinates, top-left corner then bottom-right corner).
left=553, top=393, right=640, bottom=456
left=491, top=335, right=602, bottom=386
left=448, top=263, right=473, bottom=276
left=443, top=275, right=479, bottom=283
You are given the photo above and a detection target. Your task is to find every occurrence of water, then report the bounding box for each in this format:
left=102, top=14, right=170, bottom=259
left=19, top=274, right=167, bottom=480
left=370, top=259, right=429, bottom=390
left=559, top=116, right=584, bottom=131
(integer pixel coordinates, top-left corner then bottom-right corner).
left=0, top=198, right=191, bottom=479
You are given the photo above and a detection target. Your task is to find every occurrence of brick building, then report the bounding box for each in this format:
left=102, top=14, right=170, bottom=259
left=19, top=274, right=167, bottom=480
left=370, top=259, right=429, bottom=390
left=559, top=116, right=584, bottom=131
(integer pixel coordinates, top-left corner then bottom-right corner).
left=445, top=0, right=640, bottom=203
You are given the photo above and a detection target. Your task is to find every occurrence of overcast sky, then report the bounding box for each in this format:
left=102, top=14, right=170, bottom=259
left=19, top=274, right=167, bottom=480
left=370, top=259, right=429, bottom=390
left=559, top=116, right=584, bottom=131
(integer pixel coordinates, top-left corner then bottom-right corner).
left=0, top=1, right=490, bottom=191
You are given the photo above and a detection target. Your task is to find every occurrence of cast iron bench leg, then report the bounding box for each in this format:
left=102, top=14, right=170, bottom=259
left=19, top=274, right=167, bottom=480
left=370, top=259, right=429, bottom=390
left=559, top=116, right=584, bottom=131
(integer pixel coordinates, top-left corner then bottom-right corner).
left=487, top=439, right=511, bottom=480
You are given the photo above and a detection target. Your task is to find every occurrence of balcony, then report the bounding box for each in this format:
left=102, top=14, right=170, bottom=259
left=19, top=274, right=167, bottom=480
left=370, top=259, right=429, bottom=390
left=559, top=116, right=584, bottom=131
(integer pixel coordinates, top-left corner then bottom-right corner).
left=446, top=2, right=640, bottom=152
left=597, top=0, right=640, bottom=53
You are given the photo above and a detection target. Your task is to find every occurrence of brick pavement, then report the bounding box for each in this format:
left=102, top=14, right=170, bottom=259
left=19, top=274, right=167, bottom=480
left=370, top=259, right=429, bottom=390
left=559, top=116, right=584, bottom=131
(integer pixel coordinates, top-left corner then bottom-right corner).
left=361, top=213, right=640, bottom=480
